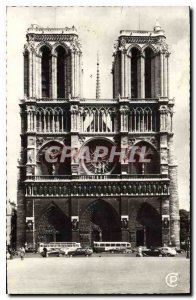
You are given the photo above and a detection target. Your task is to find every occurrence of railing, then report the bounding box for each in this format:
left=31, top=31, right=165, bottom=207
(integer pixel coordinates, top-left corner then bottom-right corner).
left=26, top=174, right=168, bottom=181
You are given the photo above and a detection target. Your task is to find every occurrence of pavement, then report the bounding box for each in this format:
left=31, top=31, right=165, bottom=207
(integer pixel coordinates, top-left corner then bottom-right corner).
left=7, top=254, right=190, bottom=295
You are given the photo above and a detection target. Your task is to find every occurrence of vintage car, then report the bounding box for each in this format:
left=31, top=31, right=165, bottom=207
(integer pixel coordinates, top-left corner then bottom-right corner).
left=158, top=247, right=177, bottom=257
left=67, top=248, right=93, bottom=257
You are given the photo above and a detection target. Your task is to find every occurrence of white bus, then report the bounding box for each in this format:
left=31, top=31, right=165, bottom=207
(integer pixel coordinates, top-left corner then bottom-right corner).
left=37, top=242, right=81, bottom=254
left=93, top=242, right=131, bottom=253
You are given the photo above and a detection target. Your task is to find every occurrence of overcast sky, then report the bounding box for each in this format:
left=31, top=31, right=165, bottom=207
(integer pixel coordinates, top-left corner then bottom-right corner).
left=7, top=6, right=190, bottom=209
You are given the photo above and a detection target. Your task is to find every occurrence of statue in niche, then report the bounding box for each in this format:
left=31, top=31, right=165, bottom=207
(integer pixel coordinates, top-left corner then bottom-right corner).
left=121, top=218, right=128, bottom=229
left=163, top=184, right=168, bottom=194
left=39, top=185, right=43, bottom=196
left=59, top=186, right=62, bottom=195
left=48, top=185, right=52, bottom=195
left=132, top=184, right=136, bottom=194
left=153, top=184, right=157, bottom=194
left=53, top=185, right=57, bottom=195
left=33, top=185, right=37, bottom=195
left=123, top=184, right=127, bottom=194
left=72, top=219, right=78, bottom=230
left=103, top=185, right=107, bottom=194
left=128, top=185, right=132, bottom=194
left=51, top=164, right=56, bottom=176
left=98, top=185, right=101, bottom=194
left=78, top=185, right=82, bottom=195
left=147, top=184, right=151, bottom=194
left=83, top=185, right=86, bottom=195
left=44, top=185, right=47, bottom=196
left=73, top=185, right=77, bottom=195
left=108, top=185, right=111, bottom=194
left=142, top=184, right=146, bottom=194
left=116, top=185, right=120, bottom=194
left=138, top=184, right=141, bottom=194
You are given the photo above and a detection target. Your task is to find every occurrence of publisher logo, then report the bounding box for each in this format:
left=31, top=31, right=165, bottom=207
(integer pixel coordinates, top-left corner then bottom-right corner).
left=165, top=273, right=179, bottom=288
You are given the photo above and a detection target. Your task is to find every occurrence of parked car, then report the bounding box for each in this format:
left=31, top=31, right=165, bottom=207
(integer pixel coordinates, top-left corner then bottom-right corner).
left=41, top=248, right=66, bottom=257
left=173, top=247, right=184, bottom=254
left=25, top=246, right=37, bottom=253
left=67, top=247, right=93, bottom=257
left=159, top=247, right=177, bottom=257
left=141, top=248, right=163, bottom=257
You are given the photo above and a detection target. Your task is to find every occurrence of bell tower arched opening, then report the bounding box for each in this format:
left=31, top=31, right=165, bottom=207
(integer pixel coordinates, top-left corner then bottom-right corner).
left=56, top=46, right=66, bottom=98
left=41, top=46, right=51, bottom=98
left=144, top=48, right=154, bottom=98
left=131, top=48, right=140, bottom=98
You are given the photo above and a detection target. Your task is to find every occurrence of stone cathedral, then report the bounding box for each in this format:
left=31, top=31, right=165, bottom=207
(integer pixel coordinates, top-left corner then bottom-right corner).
left=17, top=22, right=180, bottom=249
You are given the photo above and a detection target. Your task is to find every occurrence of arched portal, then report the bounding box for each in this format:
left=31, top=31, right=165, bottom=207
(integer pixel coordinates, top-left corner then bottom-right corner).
left=36, top=203, right=71, bottom=243
left=79, top=199, right=121, bottom=246
left=136, top=202, right=162, bottom=247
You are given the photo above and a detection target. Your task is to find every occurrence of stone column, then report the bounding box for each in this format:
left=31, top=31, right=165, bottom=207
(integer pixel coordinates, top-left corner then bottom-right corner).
left=160, top=52, right=164, bottom=97
left=36, top=55, right=42, bottom=98
left=121, top=51, right=125, bottom=97
left=33, top=111, right=36, bottom=132
left=162, top=198, right=170, bottom=246
left=29, top=51, right=33, bottom=97
left=124, top=53, right=128, bottom=97
left=151, top=55, right=155, bottom=98
left=127, top=55, right=131, bottom=98
left=32, top=51, right=36, bottom=98
left=121, top=199, right=129, bottom=241
left=168, top=133, right=180, bottom=247
left=76, top=52, right=79, bottom=97
left=166, top=53, right=170, bottom=98
left=27, top=111, right=30, bottom=132
left=51, top=54, right=57, bottom=99
left=137, top=54, right=145, bottom=98
left=71, top=51, right=75, bottom=97
left=164, top=54, right=167, bottom=97
left=154, top=54, right=160, bottom=97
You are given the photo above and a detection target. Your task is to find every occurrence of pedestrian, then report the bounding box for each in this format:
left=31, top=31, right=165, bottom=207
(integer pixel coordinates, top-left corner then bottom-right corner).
left=43, top=246, right=48, bottom=258
left=19, top=246, right=25, bottom=260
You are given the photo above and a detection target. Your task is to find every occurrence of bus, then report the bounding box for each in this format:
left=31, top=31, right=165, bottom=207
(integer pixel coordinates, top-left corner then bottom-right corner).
left=93, top=242, right=132, bottom=253
left=37, top=242, right=81, bottom=254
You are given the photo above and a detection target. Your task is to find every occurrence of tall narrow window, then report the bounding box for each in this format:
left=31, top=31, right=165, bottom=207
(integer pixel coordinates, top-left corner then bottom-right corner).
left=131, top=48, right=139, bottom=98
left=41, top=46, right=51, bottom=98
left=56, top=46, right=66, bottom=98
left=144, top=48, right=153, bottom=98
left=24, top=51, right=29, bottom=97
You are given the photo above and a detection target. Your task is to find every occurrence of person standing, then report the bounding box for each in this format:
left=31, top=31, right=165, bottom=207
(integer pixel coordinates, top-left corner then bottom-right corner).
left=43, top=246, right=48, bottom=258
left=19, top=246, right=25, bottom=260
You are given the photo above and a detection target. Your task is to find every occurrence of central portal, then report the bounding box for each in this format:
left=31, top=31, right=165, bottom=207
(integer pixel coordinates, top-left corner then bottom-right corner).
left=79, top=199, right=121, bottom=247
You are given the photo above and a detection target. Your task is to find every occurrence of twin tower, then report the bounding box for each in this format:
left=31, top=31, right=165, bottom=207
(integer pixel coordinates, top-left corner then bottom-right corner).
left=17, top=23, right=180, bottom=249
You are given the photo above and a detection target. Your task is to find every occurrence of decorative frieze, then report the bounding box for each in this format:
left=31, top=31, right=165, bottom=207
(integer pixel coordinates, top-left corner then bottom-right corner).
left=25, top=180, right=169, bottom=197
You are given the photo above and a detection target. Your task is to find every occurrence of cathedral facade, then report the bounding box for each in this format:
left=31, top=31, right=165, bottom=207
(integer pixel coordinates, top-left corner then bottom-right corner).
left=17, top=23, right=180, bottom=249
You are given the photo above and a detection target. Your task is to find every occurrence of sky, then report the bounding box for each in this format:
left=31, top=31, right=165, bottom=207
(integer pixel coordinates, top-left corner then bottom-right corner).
left=6, top=6, right=190, bottom=209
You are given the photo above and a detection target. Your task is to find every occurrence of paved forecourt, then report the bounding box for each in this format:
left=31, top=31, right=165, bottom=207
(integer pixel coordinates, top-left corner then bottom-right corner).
left=7, top=256, right=190, bottom=294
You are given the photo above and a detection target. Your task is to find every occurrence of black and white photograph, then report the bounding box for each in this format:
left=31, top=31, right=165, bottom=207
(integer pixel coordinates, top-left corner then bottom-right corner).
left=6, top=5, right=190, bottom=295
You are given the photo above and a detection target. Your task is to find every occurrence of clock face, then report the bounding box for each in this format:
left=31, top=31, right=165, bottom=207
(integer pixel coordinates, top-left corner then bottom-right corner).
left=80, top=139, right=116, bottom=175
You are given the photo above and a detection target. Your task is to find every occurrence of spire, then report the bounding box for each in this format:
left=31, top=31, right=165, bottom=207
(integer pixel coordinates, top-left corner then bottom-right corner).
left=96, top=52, right=101, bottom=100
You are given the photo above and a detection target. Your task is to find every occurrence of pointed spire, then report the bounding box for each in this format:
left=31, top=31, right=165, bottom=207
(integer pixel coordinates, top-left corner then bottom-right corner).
left=96, top=52, right=101, bottom=100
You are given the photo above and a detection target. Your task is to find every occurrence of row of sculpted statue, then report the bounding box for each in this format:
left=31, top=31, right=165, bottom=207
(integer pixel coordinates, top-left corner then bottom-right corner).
left=26, top=182, right=169, bottom=196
